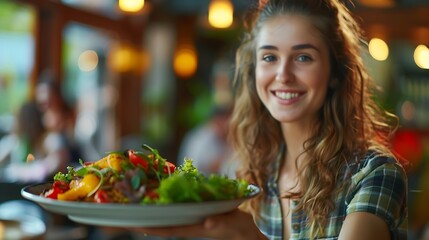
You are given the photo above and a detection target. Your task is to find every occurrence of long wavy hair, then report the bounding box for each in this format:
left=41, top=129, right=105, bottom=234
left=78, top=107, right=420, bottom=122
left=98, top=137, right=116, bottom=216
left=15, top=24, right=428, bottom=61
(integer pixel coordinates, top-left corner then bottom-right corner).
left=229, top=0, right=398, bottom=236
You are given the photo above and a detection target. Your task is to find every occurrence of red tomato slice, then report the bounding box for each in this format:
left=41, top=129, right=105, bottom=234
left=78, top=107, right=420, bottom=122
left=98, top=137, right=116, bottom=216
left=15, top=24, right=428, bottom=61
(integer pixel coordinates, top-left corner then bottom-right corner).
left=145, top=189, right=159, bottom=200
left=163, top=161, right=176, bottom=174
left=45, top=181, right=69, bottom=199
left=127, top=150, right=149, bottom=171
left=94, top=189, right=110, bottom=203
left=53, top=180, right=70, bottom=190
left=45, top=188, right=61, bottom=199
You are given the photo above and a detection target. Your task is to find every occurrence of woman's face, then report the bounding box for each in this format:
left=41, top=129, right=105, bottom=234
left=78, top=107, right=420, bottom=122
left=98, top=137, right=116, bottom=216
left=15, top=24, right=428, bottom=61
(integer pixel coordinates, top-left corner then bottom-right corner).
left=255, top=14, right=331, bottom=126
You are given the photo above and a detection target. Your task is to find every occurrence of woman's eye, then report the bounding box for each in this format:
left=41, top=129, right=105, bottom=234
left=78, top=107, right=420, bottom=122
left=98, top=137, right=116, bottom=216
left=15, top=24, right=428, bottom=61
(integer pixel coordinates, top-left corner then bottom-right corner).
left=296, top=55, right=312, bottom=62
left=262, top=55, right=276, bottom=62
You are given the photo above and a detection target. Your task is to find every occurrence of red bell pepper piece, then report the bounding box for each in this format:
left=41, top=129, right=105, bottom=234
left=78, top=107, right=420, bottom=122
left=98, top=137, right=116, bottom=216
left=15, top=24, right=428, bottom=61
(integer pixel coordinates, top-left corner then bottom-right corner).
left=144, top=189, right=159, bottom=200
left=127, top=149, right=149, bottom=171
left=45, top=180, right=69, bottom=199
left=163, top=161, right=176, bottom=174
left=94, top=189, right=111, bottom=203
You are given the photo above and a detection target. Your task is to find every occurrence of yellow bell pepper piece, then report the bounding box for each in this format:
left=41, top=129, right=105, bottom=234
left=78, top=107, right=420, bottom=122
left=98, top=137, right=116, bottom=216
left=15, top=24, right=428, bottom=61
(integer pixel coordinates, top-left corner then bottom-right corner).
left=57, top=174, right=100, bottom=201
left=91, top=153, right=124, bottom=171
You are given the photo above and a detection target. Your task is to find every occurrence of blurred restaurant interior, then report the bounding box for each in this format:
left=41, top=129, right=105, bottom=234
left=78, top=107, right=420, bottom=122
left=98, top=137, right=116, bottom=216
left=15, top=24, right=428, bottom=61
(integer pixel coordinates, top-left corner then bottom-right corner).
left=0, top=0, right=429, bottom=239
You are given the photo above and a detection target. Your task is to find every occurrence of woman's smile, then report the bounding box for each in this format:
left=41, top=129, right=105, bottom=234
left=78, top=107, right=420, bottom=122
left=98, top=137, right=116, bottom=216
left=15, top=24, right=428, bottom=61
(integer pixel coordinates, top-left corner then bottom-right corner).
left=274, top=91, right=303, bottom=101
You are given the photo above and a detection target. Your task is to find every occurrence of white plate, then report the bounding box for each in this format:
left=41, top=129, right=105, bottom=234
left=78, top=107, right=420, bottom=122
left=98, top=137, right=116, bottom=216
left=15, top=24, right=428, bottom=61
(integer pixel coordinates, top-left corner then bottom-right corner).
left=21, top=183, right=260, bottom=227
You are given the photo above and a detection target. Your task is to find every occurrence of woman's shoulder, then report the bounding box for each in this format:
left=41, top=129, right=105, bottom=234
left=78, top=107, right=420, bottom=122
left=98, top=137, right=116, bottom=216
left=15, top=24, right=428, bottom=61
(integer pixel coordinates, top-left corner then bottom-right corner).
left=345, top=152, right=406, bottom=186
left=347, top=150, right=407, bottom=184
left=344, top=151, right=408, bottom=238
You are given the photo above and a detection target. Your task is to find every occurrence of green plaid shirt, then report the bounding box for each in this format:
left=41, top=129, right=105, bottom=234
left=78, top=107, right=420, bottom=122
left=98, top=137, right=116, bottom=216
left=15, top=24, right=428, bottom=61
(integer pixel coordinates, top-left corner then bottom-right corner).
left=256, top=151, right=408, bottom=239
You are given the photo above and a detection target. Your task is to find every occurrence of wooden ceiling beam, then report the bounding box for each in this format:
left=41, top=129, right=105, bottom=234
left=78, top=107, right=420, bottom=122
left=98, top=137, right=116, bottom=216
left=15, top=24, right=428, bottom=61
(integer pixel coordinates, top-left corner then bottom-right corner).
left=353, top=6, right=429, bottom=44
left=15, top=0, right=144, bottom=41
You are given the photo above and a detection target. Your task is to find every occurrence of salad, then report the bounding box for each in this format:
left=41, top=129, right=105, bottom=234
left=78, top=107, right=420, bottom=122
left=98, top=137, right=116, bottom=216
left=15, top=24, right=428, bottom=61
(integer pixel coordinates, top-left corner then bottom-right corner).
left=43, top=144, right=252, bottom=204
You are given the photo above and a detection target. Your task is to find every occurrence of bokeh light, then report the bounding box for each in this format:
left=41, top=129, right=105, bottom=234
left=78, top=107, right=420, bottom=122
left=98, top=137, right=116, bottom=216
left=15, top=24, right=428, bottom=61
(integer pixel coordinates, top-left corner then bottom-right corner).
left=78, top=50, right=98, bottom=72
left=414, top=44, right=429, bottom=69
left=208, top=0, right=234, bottom=29
left=173, top=46, right=198, bottom=79
left=118, top=0, right=144, bottom=13
left=368, top=38, right=389, bottom=61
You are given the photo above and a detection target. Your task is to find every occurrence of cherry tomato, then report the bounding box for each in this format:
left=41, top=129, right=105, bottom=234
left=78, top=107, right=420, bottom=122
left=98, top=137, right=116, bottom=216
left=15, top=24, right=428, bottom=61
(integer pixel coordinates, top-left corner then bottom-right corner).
left=45, top=188, right=60, bottom=199
left=45, top=181, right=69, bottom=199
left=94, top=189, right=110, bottom=203
left=152, top=159, right=175, bottom=174
left=127, top=150, right=149, bottom=171
left=53, top=180, right=70, bottom=190
left=145, top=189, right=159, bottom=200
left=163, top=161, right=176, bottom=174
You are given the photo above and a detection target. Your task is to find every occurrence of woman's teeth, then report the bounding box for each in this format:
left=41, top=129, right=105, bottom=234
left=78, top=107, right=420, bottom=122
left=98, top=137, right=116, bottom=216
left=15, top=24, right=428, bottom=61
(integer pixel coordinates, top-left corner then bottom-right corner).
left=275, top=92, right=299, bottom=100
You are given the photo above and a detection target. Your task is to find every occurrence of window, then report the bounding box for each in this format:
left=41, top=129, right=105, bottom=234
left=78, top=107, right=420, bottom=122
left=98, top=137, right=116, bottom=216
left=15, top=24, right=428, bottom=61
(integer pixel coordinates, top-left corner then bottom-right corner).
left=62, top=23, right=120, bottom=160
left=0, top=0, right=35, bottom=136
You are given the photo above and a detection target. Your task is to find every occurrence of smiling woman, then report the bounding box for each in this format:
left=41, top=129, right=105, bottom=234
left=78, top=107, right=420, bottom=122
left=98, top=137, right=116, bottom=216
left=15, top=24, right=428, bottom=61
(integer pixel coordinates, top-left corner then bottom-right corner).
left=131, top=0, right=408, bottom=239
left=230, top=0, right=407, bottom=239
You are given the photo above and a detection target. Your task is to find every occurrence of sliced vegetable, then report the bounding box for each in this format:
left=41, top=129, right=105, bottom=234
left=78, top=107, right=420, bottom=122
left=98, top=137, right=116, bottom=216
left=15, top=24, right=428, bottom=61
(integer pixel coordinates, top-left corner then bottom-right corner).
left=90, top=153, right=125, bottom=171
left=163, top=161, right=176, bottom=174
left=45, top=180, right=69, bottom=199
left=94, top=189, right=111, bottom=203
left=127, top=150, right=149, bottom=171
left=57, top=174, right=100, bottom=201
left=45, top=144, right=254, bottom=204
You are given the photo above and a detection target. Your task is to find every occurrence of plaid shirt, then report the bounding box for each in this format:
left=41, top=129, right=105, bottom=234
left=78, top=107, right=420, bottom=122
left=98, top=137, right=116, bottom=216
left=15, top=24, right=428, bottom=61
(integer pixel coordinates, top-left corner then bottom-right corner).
left=256, top=151, right=408, bottom=240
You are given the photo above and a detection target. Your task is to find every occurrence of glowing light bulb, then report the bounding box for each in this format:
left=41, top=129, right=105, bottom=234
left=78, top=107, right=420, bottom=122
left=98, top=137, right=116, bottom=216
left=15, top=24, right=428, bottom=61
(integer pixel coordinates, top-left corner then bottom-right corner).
left=368, top=38, right=389, bottom=61
left=414, top=44, right=429, bottom=69
left=208, top=0, right=234, bottom=28
left=118, top=0, right=144, bottom=13
left=174, top=46, right=198, bottom=78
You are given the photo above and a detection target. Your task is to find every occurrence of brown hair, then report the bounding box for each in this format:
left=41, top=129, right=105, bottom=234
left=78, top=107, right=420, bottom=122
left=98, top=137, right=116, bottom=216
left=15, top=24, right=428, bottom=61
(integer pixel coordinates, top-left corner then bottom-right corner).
left=229, top=0, right=398, bottom=236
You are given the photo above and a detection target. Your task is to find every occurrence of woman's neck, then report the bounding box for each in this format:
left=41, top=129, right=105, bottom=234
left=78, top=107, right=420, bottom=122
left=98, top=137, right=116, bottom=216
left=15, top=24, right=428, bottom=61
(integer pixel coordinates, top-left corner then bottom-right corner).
left=281, top=121, right=313, bottom=171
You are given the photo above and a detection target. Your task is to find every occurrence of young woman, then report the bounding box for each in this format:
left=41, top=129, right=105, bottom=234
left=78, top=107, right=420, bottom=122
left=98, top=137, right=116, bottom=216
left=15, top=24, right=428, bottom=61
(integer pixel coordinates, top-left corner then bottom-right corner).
left=136, top=0, right=407, bottom=239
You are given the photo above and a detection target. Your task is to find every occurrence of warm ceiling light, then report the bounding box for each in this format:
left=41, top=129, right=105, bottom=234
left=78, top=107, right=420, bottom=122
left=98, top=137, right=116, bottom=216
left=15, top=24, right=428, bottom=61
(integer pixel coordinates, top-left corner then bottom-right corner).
left=368, top=38, right=389, bottom=61
left=414, top=44, right=429, bottom=69
left=108, top=44, right=136, bottom=73
left=174, top=45, right=198, bottom=79
left=358, top=0, right=395, bottom=8
left=208, top=0, right=234, bottom=28
left=118, top=0, right=144, bottom=13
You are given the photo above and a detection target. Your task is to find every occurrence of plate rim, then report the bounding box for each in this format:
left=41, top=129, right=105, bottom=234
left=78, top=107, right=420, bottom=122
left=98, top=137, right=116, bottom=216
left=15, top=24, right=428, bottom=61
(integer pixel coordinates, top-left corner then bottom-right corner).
left=20, top=182, right=261, bottom=227
left=21, top=182, right=261, bottom=208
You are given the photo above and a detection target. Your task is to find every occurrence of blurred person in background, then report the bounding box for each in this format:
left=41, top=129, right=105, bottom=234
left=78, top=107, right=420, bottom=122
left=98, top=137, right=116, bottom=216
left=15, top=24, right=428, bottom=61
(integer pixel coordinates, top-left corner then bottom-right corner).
left=178, top=106, right=234, bottom=176
left=0, top=101, right=45, bottom=168
left=0, top=101, right=70, bottom=182
left=35, top=73, right=82, bottom=165
left=177, top=58, right=237, bottom=177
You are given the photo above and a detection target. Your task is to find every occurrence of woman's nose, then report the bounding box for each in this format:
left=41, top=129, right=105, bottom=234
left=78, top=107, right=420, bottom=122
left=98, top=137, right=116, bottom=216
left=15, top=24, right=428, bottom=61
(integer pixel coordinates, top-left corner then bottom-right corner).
left=275, top=60, right=294, bottom=83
